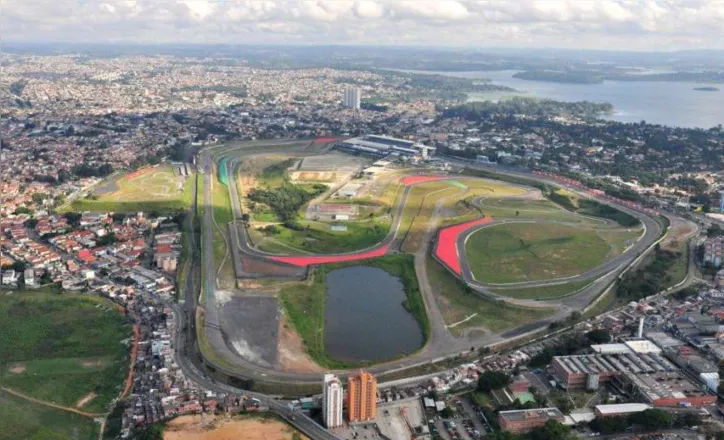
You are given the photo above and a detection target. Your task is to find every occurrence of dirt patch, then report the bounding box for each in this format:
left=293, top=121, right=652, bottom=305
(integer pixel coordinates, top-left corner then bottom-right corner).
left=80, top=359, right=105, bottom=368
left=662, top=217, right=697, bottom=249
left=8, top=364, right=25, bottom=375
left=76, top=392, right=97, bottom=408
left=289, top=171, right=336, bottom=182
left=277, top=315, right=324, bottom=373
left=165, top=414, right=307, bottom=440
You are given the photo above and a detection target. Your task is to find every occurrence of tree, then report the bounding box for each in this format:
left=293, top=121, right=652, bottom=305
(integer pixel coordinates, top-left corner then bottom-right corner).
left=112, top=213, right=126, bottom=223
left=549, top=390, right=574, bottom=414
left=590, top=415, right=630, bottom=434
left=31, top=192, right=48, bottom=204
left=64, top=212, right=82, bottom=226
left=530, top=420, right=575, bottom=440
left=478, top=371, right=511, bottom=392
left=440, top=406, right=455, bottom=419
left=97, top=232, right=118, bottom=246
left=630, top=409, right=674, bottom=431
left=488, top=432, right=520, bottom=440
left=135, top=424, right=164, bottom=440
left=585, top=329, right=611, bottom=344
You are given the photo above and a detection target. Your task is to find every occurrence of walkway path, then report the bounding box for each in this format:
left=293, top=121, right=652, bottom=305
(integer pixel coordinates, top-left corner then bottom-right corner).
left=1, top=387, right=104, bottom=418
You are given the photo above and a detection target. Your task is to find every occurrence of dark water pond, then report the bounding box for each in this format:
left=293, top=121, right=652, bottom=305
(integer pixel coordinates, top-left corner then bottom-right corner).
left=324, top=266, right=424, bottom=364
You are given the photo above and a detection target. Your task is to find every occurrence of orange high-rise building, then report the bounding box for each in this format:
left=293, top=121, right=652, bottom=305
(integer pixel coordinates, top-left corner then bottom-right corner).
left=347, top=371, right=377, bottom=422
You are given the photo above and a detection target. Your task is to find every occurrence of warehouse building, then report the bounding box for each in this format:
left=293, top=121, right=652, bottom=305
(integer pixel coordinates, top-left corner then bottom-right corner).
left=552, top=348, right=715, bottom=407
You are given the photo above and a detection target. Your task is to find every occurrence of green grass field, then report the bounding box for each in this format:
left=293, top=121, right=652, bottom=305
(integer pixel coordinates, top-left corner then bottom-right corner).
left=489, top=279, right=593, bottom=300
left=465, top=222, right=611, bottom=283
left=0, top=391, right=99, bottom=440
left=279, top=255, right=428, bottom=368
left=426, top=256, right=555, bottom=335
left=0, top=290, right=131, bottom=414
left=69, top=164, right=195, bottom=213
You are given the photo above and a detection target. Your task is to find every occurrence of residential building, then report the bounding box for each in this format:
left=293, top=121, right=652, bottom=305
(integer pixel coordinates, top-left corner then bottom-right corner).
left=24, top=268, right=36, bottom=287
left=347, top=371, right=377, bottom=422
left=322, top=374, right=344, bottom=429
left=2, top=270, right=18, bottom=286
left=343, top=87, right=360, bottom=110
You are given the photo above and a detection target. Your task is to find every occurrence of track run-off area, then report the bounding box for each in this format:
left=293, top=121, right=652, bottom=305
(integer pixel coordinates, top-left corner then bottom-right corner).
left=191, top=139, right=671, bottom=390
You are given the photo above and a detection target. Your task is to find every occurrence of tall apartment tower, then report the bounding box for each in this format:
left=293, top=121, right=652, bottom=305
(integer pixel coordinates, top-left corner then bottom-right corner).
left=323, top=374, right=344, bottom=428
left=343, top=87, right=361, bottom=109
left=347, top=371, right=377, bottom=422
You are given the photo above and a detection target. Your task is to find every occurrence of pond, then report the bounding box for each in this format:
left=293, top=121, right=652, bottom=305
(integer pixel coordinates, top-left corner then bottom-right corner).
left=324, top=265, right=424, bottom=364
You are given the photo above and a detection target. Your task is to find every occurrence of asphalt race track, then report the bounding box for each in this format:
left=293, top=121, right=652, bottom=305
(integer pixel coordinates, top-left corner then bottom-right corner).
left=192, top=140, right=666, bottom=388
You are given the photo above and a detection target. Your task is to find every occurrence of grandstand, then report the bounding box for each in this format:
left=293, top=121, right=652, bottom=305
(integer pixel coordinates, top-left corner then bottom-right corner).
left=339, top=135, right=435, bottom=158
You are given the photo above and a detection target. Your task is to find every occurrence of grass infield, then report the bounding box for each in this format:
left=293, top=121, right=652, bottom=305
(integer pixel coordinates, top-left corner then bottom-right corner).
left=465, top=222, right=610, bottom=283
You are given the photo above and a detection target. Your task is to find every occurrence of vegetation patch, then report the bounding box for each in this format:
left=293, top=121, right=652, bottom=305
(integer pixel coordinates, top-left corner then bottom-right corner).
left=489, top=280, right=592, bottom=300
left=279, top=255, right=428, bottom=368
left=465, top=222, right=610, bottom=283
left=0, top=289, right=131, bottom=414
left=0, top=391, right=99, bottom=440
left=69, top=164, right=195, bottom=213
left=616, top=247, right=686, bottom=301
left=426, top=256, right=555, bottom=334
left=547, top=189, right=640, bottom=227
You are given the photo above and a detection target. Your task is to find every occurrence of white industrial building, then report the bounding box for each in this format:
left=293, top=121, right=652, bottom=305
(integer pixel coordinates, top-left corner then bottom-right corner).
left=322, top=374, right=344, bottom=429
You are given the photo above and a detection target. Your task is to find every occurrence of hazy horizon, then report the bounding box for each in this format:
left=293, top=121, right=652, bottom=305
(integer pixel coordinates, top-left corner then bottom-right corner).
left=4, top=1, right=724, bottom=51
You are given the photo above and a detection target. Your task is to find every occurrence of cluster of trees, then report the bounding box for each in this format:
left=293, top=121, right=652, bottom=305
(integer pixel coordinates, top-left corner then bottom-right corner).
left=167, top=142, right=187, bottom=162
left=477, top=371, right=511, bottom=392
left=529, top=332, right=589, bottom=368
left=96, top=232, right=118, bottom=247
left=247, top=182, right=326, bottom=224
left=576, top=199, right=640, bottom=227
left=71, top=163, right=114, bottom=178
left=590, top=409, right=700, bottom=435
left=488, top=420, right=576, bottom=440
left=441, top=98, right=613, bottom=120
left=602, top=185, right=642, bottom=202
left=707, top=224, right=724, bottom=237
left=585, top=329, right=611, bottom=344
left=616, top=247, right=682, bottom=301
left=9, top=79, right=27, bottom=96
left=543, top=189, right=639, bottom=227
left=360, top=102, right=389, bottom=112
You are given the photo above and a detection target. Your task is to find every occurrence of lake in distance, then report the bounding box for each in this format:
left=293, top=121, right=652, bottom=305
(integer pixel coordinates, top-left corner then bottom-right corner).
left=402, top=69, right=724, bottom=129
left=324, top=266, right=424, bottom=364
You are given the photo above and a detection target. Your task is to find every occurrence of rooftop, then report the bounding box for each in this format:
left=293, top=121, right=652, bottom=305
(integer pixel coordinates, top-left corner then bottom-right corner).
left=594, top=403, right=652, bottom=415
left=499, top=408, right=564, bottom=423
left=625, top=340, right=663, bottom=354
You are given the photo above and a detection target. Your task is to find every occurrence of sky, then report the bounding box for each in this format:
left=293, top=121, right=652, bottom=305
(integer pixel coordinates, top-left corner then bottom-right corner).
left=3, top=0, right=724, bottom=51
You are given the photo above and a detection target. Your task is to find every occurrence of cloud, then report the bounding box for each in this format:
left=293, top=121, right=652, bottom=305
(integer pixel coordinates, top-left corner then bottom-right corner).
left=2, top=0, right=724, bottom=50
